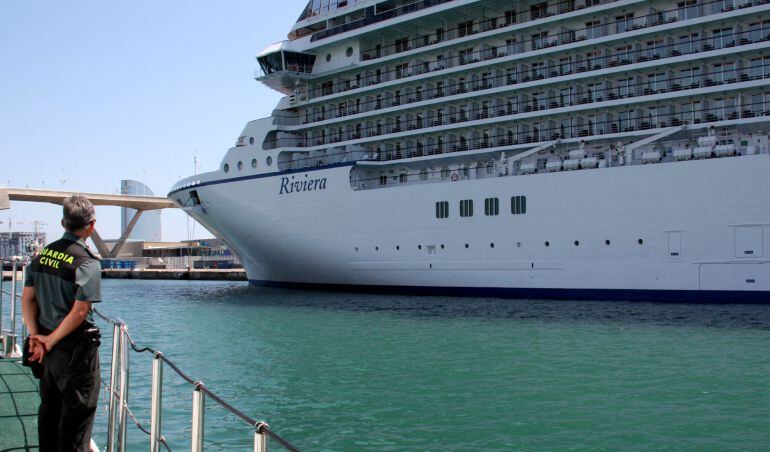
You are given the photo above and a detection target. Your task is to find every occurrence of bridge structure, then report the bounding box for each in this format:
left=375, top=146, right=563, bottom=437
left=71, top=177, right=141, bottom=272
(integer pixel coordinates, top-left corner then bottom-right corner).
left=0, top=187, right=178, bottom=258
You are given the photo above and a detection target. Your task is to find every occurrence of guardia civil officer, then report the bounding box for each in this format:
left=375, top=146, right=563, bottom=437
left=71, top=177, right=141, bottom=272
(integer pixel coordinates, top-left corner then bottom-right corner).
left=22, top=195, right=102, bottom=452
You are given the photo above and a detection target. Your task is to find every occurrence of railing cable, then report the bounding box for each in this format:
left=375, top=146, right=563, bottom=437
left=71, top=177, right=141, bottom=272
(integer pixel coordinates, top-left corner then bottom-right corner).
left=92, top=307, right=300, bottom=451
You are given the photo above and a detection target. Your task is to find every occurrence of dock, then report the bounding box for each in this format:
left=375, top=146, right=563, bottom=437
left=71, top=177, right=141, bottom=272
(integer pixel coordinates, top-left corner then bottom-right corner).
left=0, top=357, right=38, bottom=451
left=102, top=268, right=246, bottom=281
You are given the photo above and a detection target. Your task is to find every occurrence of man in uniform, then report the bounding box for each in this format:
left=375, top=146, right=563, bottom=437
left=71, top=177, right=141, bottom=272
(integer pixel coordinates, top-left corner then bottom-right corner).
left=22, top=195, right=102, bottom=451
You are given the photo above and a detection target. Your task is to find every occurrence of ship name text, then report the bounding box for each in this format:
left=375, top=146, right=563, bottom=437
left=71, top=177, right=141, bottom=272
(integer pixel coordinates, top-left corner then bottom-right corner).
left=279, top=174, right=327, bottom=195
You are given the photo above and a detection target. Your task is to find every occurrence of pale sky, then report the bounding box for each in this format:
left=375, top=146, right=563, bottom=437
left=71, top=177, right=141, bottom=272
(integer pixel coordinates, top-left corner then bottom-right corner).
left=0, top=1, right=305, bottom=242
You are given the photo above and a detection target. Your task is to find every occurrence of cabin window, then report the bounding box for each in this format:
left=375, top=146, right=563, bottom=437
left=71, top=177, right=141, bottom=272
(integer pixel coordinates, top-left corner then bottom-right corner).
left=251, top=159, right=257, bottom=168
left=223, top=163, right=230, bottom=173
left=237, top=161, right=243, bottom=171
left=460, top=199, right=474, bottom=217
left=379, top=175, right=388, bottom=185
left=511, top=195, right=527, bottom=214
left=435, top=201, right=449, bottom=218
left=484, top=197, right=499, bottom=216
left=398, top=173, right=408, bottom=183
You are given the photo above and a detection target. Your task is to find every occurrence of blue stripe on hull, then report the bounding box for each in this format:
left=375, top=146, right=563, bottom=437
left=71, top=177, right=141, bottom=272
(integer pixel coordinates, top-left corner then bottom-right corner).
left=248, top=280, right=770, bottom=304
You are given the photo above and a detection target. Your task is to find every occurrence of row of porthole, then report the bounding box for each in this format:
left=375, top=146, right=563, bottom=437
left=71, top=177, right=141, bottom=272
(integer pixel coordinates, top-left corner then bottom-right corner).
left=326, top=47, right=354, bottom=62
left=355, top=239, right=645, bottom=252
left=224, top=156, right=273, bottom=173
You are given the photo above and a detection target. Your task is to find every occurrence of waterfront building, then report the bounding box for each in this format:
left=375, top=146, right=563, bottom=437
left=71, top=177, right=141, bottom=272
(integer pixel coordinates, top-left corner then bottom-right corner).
left=0, top=231, right=46, bottom=258
left=120, top=180, right=162, bottom=242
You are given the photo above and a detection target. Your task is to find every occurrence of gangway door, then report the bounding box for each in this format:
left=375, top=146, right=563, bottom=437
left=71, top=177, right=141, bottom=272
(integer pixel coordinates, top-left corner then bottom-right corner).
left=735, top=226, right=763, bottom=258
left=668, top=231, right=681, bottom=258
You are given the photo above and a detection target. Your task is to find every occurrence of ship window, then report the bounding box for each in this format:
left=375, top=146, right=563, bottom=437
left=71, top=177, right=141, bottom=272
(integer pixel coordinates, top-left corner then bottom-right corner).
left=638, top=238, right=644, bottom=245
left=419, top=169, right=428, bottom=180
left=605, top=239, right=611, bottom=245
left=266, top=156, right=273, bottom=166
left=435, top=201, right=449, bottom=218
left=511, top=196, right=527, bottom=214
left=237, top=161, right=243, bottom=171
left=545, top=241, right=550, bottom=247
left=460, top=199, right=474, bottom=217
left=326, top=53, right=331, bottom=62
left=252, top=159, right=257, bottom=168
left=379, top=175, right=388, bottom=185
left=484, top=197, right=499, bottom=216
left=490, top=243, right=495, bottom=248
left=346, top=47, right=353, bottom=57
left=223, top=163, right=230, bottom=173
left=249, top=137, right=254, bottom=145
left=399, top=173, right=408, bottom=183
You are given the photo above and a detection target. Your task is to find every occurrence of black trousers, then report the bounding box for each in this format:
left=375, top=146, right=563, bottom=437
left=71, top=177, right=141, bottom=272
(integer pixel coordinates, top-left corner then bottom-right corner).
left=38, top=338, right=100, bottom=452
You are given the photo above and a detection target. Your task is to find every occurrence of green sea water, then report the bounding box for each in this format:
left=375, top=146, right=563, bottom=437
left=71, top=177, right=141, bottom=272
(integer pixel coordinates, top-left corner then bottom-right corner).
left=89, top=280, right=770, bottom=450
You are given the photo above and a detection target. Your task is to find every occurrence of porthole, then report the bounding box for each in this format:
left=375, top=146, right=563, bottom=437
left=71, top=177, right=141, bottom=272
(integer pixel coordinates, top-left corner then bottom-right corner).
left=605, top=239, right=611, bottom=246
left=237, top=161, right=243, bottom=171
left=545, top=241, right=550, bottom=247
left=223, top=163, right=230, bottom=173
left=249, top=137, right=254, bottom=145
left=266, top=156, right=273, bottom=166
left=638, top=238, right=644, bottom=245
left=375, top=246, right=379, bottom=251
left=346, top=47, right=353, bottom=57
left=396, top=245, right=400, bottom=250
left=516, top=242, right=522, bottom=248
left=440, top=244, right=445, bottom=249
left=490, top=243, right=495, bottom=248
left=464, top=243, right=469, bottom=249
left=355, top=247, right=359, bottom=252
left=326, top=53, right=332, bottom=62
left=251, top=159, right=258, bottom=168
left=574, top=240, right=580, bottom=246
left=418, top=245, right=422, bottom=250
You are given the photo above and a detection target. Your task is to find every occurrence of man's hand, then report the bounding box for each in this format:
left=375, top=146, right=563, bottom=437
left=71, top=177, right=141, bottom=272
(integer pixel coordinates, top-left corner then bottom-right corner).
left=31, top=334, right=52, bottom=362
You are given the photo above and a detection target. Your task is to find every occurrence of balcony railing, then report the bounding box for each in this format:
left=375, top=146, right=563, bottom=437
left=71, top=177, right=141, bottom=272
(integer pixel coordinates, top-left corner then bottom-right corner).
left=274, top=99, right=768, bottom=173
left=305, top=0, right=768, bottom=101
left=273, top=26, right=770, bottom=129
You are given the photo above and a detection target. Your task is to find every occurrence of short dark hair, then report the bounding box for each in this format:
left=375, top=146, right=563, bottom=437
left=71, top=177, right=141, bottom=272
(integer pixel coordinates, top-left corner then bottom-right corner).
left=62, top=195, right=96, bottom=231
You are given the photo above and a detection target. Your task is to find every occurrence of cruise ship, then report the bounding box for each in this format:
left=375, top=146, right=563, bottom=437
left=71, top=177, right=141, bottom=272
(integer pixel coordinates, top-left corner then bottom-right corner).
left=170, top=0, right=770, bottom=302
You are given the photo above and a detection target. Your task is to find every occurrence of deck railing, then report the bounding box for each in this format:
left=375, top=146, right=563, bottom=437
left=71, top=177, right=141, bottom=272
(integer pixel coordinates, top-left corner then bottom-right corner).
left=0, top=256, right=300, bottom=451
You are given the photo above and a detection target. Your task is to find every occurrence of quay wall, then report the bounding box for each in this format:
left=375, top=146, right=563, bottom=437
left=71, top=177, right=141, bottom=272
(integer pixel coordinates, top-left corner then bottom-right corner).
left=102, top=269, right=246, bottom=281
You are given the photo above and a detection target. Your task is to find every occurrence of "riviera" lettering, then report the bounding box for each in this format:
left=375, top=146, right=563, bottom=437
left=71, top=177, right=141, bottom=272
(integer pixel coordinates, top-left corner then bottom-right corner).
left=279, top=174, right=327, bottom=195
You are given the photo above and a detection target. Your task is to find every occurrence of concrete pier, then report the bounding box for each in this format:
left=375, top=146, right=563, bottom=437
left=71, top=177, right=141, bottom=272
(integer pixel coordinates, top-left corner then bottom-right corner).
left=102, top=268, right=246, bottom=281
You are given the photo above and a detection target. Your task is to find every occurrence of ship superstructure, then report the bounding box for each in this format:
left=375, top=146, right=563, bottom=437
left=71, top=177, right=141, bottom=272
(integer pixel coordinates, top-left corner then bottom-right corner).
left=170, top=0, right=770, bottom=301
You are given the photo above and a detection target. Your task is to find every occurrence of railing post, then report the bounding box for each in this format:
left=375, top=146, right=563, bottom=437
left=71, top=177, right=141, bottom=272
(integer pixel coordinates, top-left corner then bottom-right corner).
left=107, top=322, right=122, bottom=452
left=20, top=263, right=27, bottom=341
left=117, top=325, right=130, bottom=452
left=191, top=382, right=205, bottom=452
left=150, top=352, right=164, bottom=452
left=254, top=422, right=269, bottom=452
left=9, top=258, right=18, bottom=337
left=0, top=256, right=5, bottom=336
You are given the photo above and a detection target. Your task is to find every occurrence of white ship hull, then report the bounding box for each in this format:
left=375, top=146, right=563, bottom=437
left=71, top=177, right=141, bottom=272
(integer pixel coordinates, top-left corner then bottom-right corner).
left=171, top=153, right=770, bottom=302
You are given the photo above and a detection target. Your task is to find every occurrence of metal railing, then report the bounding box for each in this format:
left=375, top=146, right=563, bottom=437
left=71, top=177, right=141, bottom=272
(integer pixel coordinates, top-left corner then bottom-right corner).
left=93, top=308, right=301, bottom=451
left=1, top=257, right=26, bottom=358
left=1, top=255, right=300, bottom=450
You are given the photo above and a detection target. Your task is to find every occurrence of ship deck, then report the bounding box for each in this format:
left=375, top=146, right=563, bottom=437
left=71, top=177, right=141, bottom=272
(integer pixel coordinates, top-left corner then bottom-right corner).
left=0, top=357, right=39, bottom=451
